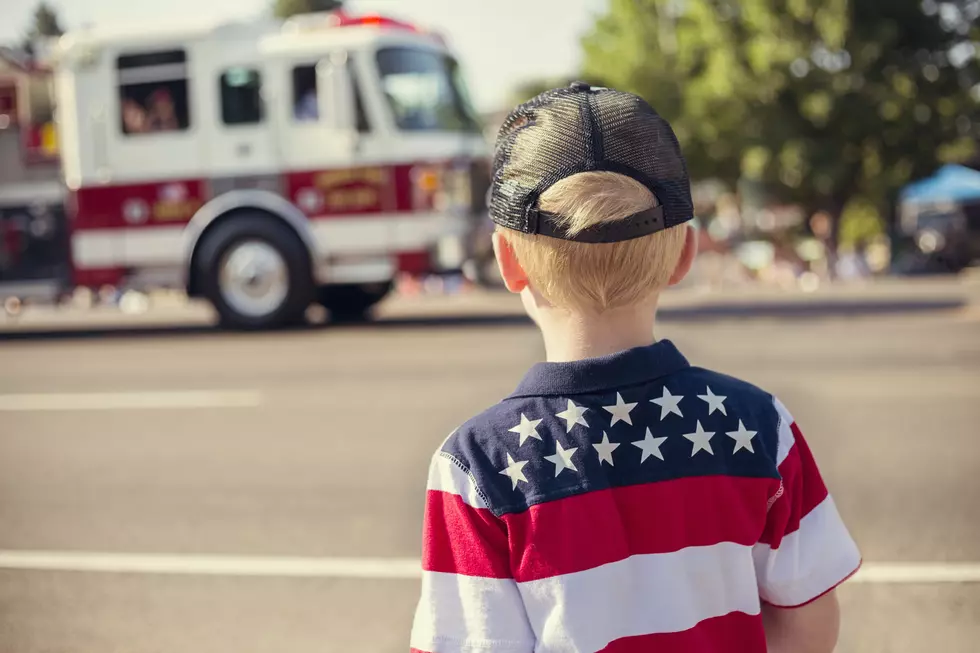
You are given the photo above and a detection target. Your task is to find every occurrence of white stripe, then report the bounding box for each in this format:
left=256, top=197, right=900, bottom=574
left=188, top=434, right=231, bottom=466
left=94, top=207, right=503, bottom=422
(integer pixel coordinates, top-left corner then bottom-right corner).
left=310, top=213, right=465, bottom=256
left=0, top=390, right=262, bottom=412
left=426, top=453, right=487, bottom=510
left=412, top=571, right=535, bottom=653
left=517, top=542, right=761, bottom=652
left=753, top=496, right=861, bottom=607
left=71, top=213, right=466, bottom=269
left=71, top=230, right=119, bottom=268
left=72, top=226, right=184, bottom=269
left=0, top=551, right=419, bottom=579
left=123, top=227, right=185, bottom=265
left=0, top=180, right=64, bottom=204
left=326, top=258, right=395, bottom=284
left=0, top=550, right=977, bottom=585
left=772, top=396, right=797, bottom=466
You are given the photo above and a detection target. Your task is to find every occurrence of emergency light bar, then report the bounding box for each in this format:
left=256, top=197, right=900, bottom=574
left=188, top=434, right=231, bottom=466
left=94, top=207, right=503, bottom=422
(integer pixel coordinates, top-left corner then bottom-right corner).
left=334, top=12, right=419, bottom=32
left=282, top=10, right=440, bottom=41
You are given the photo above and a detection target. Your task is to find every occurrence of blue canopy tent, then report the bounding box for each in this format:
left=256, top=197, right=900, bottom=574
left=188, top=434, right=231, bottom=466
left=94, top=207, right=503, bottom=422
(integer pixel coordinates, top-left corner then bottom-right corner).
left=901, top=164, right=980, bottom=206
left=897, top=164, right=980, bottom=271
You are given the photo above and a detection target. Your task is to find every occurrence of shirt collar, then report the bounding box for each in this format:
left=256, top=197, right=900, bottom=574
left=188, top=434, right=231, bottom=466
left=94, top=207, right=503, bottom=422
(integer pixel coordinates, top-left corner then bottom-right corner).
left=511, top=339, right=690, bottom=398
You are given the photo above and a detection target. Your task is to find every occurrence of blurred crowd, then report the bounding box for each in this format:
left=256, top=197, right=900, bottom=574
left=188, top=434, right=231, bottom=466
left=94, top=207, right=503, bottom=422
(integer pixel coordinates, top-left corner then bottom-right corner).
left=686, top=196, right=891, bottom=293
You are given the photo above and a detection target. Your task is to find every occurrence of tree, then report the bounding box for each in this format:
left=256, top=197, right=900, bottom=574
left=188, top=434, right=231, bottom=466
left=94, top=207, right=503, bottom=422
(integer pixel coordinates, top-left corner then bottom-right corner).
left=27, top=1, right=64, bottom=38
left=582, top=0, right=980, bottom=235
left=22, top=1, right=64, bottom=53
left=273, top=0, right=343, bottom=19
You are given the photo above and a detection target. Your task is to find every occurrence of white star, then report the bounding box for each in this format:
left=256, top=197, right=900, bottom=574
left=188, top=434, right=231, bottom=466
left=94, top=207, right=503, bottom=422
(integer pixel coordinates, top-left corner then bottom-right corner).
left=698, top=386, right=728, bottom=416
left=683, top=420, right=716, bottom=456
left=498, top=453, right=529, bottom=490
left=632, top=427, right=668, bottom=462
left=508, top=413, right=543, bottom=446
left=555, top=399, right=589, bottom=432
left=592, top=432, right=620, bottom=466
left=651, top=386, right=684, bottom=420
left=726, top=420, right=758, bottom=454
left=603, top=392, right=638, bottom=426
left=544, top=441, right=579, bottom=477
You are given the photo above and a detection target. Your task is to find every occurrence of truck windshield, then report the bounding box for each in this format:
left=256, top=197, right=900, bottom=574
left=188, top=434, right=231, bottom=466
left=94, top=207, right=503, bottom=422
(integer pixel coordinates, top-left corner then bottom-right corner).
left=376, top=48, right=479, bottom=133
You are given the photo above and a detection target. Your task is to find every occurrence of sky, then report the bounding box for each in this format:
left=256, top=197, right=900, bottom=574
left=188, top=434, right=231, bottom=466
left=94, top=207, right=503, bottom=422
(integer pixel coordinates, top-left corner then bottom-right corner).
left=1, top=0, right=608, bottom=111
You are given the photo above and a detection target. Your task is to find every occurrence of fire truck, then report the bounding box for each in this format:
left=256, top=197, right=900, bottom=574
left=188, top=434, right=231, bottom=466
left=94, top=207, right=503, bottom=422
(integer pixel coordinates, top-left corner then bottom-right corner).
left=0, top=11, right=489, bottom=328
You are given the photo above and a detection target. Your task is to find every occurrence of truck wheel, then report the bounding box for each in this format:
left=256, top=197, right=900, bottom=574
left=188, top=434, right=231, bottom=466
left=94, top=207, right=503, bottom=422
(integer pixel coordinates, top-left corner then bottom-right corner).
left=317, top=282, right=392, bottom=322
left=196, top=214, right=314, bottom=330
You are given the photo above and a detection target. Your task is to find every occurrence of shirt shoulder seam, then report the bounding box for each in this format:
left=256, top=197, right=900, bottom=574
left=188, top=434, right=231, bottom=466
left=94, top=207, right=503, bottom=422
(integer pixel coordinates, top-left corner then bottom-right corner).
left=437, top=449, right=495, bottom=512
left=768, top=392, right=789, bottom=509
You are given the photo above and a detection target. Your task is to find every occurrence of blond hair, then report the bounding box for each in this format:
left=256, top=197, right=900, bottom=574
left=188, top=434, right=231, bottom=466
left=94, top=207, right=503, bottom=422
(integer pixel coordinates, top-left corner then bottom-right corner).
left=499, top=172, right=687, bottom=312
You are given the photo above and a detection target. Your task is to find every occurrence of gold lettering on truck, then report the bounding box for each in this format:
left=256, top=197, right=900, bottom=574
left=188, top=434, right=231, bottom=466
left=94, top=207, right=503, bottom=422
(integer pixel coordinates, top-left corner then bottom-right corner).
left=315, top=167, right=386, bottom=212
left=153, top=199, right=203, bottom=222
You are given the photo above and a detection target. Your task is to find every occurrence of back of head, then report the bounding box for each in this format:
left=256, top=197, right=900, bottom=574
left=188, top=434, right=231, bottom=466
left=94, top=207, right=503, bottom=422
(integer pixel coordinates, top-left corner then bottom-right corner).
left=489, top=83, right=695, bottom=313
left=500, top=171, right=687, bottom=311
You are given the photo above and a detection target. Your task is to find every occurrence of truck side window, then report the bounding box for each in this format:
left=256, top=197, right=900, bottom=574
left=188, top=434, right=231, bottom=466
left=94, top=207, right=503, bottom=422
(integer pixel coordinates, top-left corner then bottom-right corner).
left=291, top=60, right=369, bottom=130
left=117, top=49, right=191, bottom=135
left=220, top=67, right=263, bottom=126
left=292, top=65, right=318, bottom=122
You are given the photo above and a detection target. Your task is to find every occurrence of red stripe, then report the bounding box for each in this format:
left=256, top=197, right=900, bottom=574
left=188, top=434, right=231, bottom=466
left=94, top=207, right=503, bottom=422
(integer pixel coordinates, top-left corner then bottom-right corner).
left=760, top=424, right=829, bottom=546
left=501, top=475, right=777, bottom=582
left=74, top=179, right=206, bottom=229
left=790, top=423, right=829, bottom=518
left=422, top=490, right=511, bottom=578
left=597, top=611, right=766, bottom=652
left=72, top=266, right=125, bottom=288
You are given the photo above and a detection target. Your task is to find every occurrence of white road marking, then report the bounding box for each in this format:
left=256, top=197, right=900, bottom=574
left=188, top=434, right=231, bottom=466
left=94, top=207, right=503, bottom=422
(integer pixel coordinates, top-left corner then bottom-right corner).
left=1, top=552, right=978, bottom=584
left=0, top=551, right=421, bottom=579
left=0, top=390, right=263, bottom=412
left=851, top=563, right=980, bottom=584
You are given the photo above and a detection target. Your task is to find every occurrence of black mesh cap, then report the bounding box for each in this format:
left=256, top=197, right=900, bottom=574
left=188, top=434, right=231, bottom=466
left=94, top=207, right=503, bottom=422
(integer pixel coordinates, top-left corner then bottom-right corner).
left=489, top=82, right=694, bottom=243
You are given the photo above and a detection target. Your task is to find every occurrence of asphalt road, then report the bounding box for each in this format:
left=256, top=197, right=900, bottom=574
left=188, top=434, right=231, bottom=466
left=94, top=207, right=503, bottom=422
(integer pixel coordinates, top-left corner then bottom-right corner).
left=1, top=280, right=979, bottom=652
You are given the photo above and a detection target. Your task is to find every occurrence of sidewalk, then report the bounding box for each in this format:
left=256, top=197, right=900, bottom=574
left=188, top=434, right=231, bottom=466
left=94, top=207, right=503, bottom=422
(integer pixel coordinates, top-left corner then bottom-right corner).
left=2, top=274, right=976, bottom=334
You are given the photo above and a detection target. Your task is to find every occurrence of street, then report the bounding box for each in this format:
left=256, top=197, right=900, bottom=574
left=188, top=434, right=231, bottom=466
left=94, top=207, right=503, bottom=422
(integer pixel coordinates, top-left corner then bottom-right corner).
left=1, top=279, right=979, bottom=652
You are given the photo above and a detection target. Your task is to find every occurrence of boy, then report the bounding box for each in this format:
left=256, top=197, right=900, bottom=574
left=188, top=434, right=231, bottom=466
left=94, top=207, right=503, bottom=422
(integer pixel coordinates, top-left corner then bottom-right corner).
left=411, top=83, right=861, bottom=653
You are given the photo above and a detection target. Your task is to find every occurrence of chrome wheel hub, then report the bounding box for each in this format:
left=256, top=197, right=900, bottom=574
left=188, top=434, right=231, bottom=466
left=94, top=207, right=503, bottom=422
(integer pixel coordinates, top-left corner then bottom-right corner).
left=218, top=241, right=289, bottom=318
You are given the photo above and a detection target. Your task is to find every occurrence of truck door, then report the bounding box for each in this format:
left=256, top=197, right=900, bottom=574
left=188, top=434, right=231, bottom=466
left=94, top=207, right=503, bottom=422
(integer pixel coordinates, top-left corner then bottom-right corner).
left=201, top=46, right=280, bottom=194
left=278, top=53, right=357, bottom=179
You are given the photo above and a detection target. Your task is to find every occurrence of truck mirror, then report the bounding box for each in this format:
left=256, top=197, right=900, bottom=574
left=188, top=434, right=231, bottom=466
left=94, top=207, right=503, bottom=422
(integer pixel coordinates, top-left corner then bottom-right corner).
left=315, top=52, right=355, bottom=133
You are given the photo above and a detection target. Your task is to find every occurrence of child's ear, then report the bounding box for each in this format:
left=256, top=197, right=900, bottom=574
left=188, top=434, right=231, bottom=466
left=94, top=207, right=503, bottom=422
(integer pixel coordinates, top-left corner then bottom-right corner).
left=492, top=232, right=530, bottom=294
left=668, top=224, right=698, bottom=286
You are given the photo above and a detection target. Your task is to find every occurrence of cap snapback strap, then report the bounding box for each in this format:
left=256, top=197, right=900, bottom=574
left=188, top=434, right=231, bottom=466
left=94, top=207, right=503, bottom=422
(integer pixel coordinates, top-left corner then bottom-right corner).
left=532, top=205, right=667, bottom=243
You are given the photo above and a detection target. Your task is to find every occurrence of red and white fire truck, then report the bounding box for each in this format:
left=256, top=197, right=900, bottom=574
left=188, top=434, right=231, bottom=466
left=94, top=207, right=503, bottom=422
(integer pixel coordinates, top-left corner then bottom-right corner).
left=0, top=11, right=489, bottom=328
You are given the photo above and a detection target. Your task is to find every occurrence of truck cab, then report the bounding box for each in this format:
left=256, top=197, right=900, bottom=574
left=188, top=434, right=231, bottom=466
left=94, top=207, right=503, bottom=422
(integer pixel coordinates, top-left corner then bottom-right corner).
left=6, top=11, right=490, bottom=327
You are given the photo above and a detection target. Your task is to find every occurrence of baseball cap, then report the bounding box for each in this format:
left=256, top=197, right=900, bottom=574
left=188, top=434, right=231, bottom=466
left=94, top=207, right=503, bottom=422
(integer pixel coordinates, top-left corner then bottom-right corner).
left=489, top=82, right=694, bottom=243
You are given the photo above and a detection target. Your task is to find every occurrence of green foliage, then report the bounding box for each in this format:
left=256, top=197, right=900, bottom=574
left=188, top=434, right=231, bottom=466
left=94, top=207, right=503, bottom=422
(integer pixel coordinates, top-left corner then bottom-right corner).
left=582, top=0, right=980, bottom=222
left=27, top=1, right=64, bottom=38
left=273, top=0, right=343, bottom=19
left=839, top=197, right=885, bottom=245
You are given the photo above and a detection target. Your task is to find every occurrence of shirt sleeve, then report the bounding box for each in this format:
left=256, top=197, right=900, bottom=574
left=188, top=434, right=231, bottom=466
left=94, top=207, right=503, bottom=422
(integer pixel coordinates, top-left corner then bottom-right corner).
left=753, top=397, right=862, bottom=608
left=410, top=451, right=535, bottom=653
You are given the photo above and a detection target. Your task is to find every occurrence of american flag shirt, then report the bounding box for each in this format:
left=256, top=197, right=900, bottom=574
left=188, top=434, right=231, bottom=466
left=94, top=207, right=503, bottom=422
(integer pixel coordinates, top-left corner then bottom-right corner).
left=411, top=340, right=861, bottom=653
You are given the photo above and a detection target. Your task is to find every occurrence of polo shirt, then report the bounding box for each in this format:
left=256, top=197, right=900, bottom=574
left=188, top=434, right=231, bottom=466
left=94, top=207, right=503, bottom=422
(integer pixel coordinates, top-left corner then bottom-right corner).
left=412, top=340, right=861, bottom=653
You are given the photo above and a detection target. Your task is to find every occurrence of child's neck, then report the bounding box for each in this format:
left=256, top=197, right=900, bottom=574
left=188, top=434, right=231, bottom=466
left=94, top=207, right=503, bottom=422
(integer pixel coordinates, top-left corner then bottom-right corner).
left=536, top=301, right=659, bottom=363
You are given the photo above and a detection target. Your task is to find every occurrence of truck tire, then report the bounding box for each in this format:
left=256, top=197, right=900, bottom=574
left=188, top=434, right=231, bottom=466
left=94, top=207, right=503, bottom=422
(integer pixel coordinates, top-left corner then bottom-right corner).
left=196, top=214, right=314, bottom=330
left=317, top=282, right=392, bottom=322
